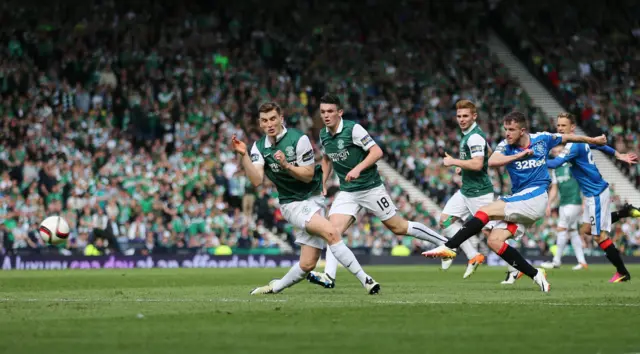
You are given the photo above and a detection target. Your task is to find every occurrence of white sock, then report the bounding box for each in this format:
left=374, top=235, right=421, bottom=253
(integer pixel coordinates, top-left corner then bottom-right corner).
left=324, top=246, right=338, bottom=279
left=272, top=262, right=307, bottom=293
left=329, top=241, right=370, bottom=286
left=443, top=221, right=478, bottom=259
left=459, top=239, right=479, bottom=260
left=553, top=230, right=568, bottom=265
left=507, top=265, right=518, bottom=272
left=408, top=221, right=447, bottom=245
left=570, top=230, right=587, bottom=264
left=442, top=220, right=461, bottom=239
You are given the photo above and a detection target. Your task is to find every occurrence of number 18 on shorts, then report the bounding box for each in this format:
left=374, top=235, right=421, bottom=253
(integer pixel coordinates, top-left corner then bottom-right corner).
left=329, top=185, right=397, bottom=221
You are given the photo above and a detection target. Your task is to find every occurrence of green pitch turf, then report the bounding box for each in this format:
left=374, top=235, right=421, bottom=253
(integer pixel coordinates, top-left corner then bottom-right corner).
left=1, top=265, right=639, bottom=354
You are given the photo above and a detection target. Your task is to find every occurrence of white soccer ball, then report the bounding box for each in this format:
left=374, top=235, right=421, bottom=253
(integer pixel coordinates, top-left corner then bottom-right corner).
left=39, top=216, right=70, bottom=245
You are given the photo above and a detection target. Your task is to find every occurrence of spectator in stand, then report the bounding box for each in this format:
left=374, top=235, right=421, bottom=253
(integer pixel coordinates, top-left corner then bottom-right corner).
left=494, top=0, right=640, bottom=186
left=0, top=0, right=635, bottom=259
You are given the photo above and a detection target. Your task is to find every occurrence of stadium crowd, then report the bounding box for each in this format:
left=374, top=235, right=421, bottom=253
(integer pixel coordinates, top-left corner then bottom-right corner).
left=493, top=0, right=640, bottom=188
left=1, top=0, right=639, bottom=258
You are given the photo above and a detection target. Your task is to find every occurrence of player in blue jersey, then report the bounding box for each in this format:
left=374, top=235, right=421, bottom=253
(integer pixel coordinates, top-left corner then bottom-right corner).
left=546, top=113, right=638, bottom=282
left=501, top=113, right=639, bottom=284
left=422, top=111, right=608, bottom=292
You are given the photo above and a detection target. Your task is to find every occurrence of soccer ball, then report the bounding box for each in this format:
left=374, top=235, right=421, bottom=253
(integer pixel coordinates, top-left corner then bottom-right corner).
left=39, top=216, right=70, bottom=245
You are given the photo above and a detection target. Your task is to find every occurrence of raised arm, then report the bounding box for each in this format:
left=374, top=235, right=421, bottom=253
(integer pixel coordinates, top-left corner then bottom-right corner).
left=231, top=136, right=265, bottom=187
left=562, top=133, right=607, bottom=145
left=590, top=144, right=638, bottom=165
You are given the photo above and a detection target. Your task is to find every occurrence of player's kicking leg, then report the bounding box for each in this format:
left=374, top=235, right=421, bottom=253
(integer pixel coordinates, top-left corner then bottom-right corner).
left=424, top=187, right=550, bottom=292
left=422, top=198, right=507, bottom=260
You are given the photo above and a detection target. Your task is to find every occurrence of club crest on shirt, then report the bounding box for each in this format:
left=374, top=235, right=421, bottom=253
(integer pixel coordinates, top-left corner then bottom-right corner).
left=285, top=146, right=295, bottom=157
left=337, top=139, right=344, bottom=150
left=532, top=142, right=546, bottom=155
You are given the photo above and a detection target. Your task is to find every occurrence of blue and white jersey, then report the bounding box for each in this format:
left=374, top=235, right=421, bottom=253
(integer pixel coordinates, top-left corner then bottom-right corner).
left=547, top=143, right=610, bottom=197
left=494, top=132, right=563, bottom=194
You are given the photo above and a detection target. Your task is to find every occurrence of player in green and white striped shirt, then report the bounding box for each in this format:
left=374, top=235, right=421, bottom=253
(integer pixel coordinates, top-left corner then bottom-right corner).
left=231, top=102, right=380, bottom=295
left=307, top=94, right=448, bottom=289
left=439, top=100, right=495, bottom=278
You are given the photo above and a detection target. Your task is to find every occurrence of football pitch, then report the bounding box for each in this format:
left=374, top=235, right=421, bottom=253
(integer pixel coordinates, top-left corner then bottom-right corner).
left=1, top=265, right=639, bottom=354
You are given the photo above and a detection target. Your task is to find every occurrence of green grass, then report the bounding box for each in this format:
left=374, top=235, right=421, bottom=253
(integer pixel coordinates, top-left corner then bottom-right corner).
left=1, top=265, right=639, bottom=354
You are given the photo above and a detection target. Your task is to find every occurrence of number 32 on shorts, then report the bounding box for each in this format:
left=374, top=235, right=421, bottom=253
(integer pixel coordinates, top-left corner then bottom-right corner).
left=376, top=197, right=390, bottom=211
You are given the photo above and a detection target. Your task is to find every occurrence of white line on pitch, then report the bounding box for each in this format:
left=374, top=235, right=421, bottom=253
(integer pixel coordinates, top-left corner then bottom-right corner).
left=0, top=298, right=638, bottom=307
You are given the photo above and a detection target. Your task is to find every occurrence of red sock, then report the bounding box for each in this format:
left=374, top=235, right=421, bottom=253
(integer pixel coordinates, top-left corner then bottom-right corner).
left=474, top=211, right=489, bottom=225
left=497, top=243, right=509, bottom=255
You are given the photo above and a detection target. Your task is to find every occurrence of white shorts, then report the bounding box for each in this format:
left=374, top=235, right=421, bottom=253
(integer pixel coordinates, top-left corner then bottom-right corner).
left=442, top=190, right=494, bottom=221
left=558, top=204, right=582, bottom=230
left=280, top=195, right=326, bottom=250
left=487, top=186, right=548, bottom=239
left=329, top=184, right=397, bottom=221
left=581, top=187, right=611, bottom=235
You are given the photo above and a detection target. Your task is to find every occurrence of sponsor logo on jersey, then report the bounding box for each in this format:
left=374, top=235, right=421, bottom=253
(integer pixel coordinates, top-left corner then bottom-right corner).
left=360, top=135, right=373, bottom=146
left=514, top=158, right=546, bottom=170
left=470, top=145, right=483, bottom=154
left=269, top=163, right=281, bottom=172
left=302, top=150, right=314, bottom=162
left=327, top=150, right=350, bottom=162
left=251, top=153, right=260, bottom=162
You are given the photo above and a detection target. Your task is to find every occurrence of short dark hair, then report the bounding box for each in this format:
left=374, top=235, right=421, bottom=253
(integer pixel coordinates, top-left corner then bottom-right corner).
left=258, top=102, right=282, bottom=115
left=503, top=111, right=528, bottom=129
left=319, top=93, right=342, bottom=109
left=557, top=112, right=576, bottom=125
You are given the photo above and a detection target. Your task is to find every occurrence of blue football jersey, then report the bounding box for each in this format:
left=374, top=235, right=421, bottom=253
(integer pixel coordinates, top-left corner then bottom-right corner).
left=547, top=142, right=609, bottom=197
left=494, top=132, right=563, bottom=194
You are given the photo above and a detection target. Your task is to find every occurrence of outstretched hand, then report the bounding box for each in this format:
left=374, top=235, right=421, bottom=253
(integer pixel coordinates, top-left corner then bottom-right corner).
left=617, top=153, right=638, bottom=165
left=231, top=135, right=247, bottom=156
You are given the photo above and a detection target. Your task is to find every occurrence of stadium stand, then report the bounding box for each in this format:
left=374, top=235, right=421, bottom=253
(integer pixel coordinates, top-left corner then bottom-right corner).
left=0, top=0, right=638, bottom=258
left=490, top=0, right=640, bottom=188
